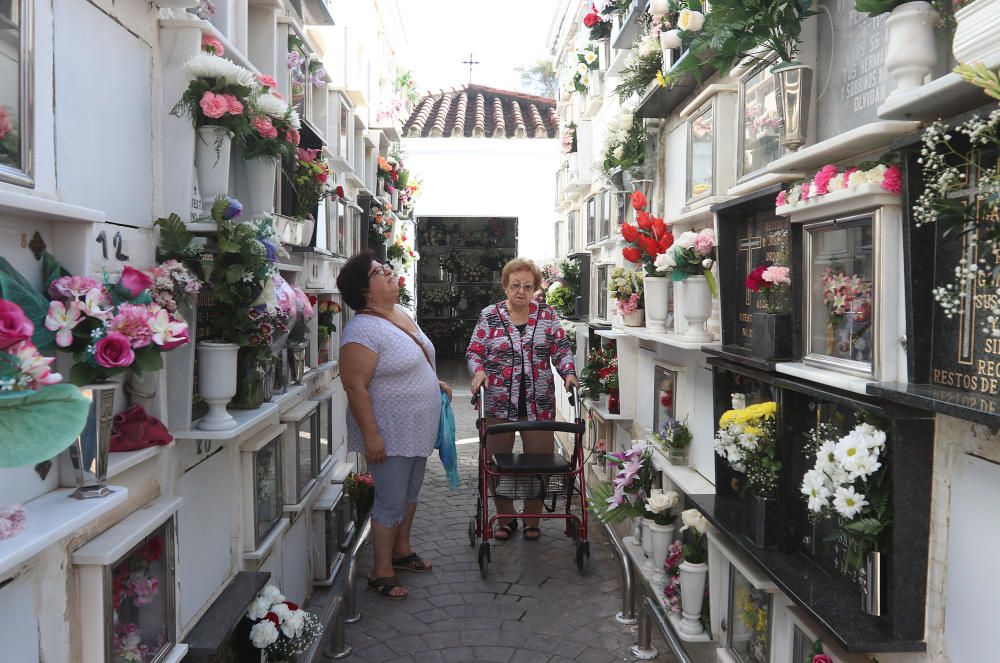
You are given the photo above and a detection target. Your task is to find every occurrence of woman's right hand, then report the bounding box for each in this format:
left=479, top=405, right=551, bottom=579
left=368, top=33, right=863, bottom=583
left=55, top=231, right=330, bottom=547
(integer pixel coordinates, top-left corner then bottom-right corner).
left=470, top=371, right=486, bottom=396
left=364, top=434, right=387, bottom=465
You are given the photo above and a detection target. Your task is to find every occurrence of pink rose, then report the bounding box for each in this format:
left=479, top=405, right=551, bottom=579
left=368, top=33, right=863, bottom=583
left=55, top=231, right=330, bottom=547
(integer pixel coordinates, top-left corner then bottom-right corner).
left=93, top=332, right=135, bottom=369
left=761, top=265, right=791, bottom=286
left=0, top=107, right=11, bottom=142
left=201, top=35, right=224, bottom=55
left=258, top=74, right=279, bottom=90
left=199, top=91, right=229, bottom=119
left=119, top=266, right=153, bottom=298
left=812, top=164, right=838, bottom=196
left=882, top=164, right=902, bottom=194
left=222, top=94, right=243, bottom=115
left=693, top=228, right=716, bottom=256
left=775, top=190, right=787, bottom=207
left=285, top=128, right=300, bottom=145
left=812, top=655, right=833, bottom=663
left=0, top=299, right=34, bottom=349
left=252, top=116, right=278, bottom=139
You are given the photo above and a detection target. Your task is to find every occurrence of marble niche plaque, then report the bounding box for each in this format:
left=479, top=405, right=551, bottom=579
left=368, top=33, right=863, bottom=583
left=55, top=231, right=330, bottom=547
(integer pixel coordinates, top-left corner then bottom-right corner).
left=814, top=0, right=889, bottom=142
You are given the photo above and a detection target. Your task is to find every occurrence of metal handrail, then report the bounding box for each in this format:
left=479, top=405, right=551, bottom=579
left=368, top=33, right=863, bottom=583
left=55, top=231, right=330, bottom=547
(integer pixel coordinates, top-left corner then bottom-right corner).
left=322, top=595, right=352, bottom=659
left=344, top=515, right=373, bottom=624
left=641, top=595, right=694, bottom=663
left=598, top=514, right=637, bottom=625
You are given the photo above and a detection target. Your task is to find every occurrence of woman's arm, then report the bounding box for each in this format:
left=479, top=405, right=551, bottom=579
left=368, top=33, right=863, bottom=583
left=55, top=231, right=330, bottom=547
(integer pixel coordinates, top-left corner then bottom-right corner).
left=547, top=315, right=578, bottom=384
left=466, top=312, right=490, bottom=392
left=340, top=342, right=386, bottom=464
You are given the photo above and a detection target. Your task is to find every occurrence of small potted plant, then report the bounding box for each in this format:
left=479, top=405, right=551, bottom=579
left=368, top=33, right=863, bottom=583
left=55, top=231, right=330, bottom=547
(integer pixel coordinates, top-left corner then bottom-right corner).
left=344, top=471, right=374, bottom=526
left=746, top=264, right=793, bottom=361
left=651, top=418, right=693, bottom=465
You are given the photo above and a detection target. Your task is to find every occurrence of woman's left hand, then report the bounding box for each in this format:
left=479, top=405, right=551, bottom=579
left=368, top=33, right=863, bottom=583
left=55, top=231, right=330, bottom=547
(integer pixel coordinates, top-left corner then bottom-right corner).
left=439, top=380, right=453, bottom=402
left=564, top=375, right=579, bottom=391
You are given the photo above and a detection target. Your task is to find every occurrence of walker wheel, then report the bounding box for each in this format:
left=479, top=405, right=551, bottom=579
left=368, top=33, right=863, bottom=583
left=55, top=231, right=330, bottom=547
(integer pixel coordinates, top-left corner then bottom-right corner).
left=478, top=542, right=491, bottom=578
left=468, top=518, right=477, bottom=547
left=575, top=541, right=590, bottom=576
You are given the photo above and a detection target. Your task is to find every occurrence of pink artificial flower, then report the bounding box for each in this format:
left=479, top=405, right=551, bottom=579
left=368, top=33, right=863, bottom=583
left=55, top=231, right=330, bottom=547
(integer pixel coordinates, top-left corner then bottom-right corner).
left=294, top=288, right=314, bottom=319
left=285, top=128, right=300, bottom=145
left=0, top=107, right=10, bottom=142
left=45, top=300, right=82, bottom=347
left=842, top=167, right=859, bottom=181
left=119, top=266, right=153, bottom=298
left=80, top=288, right=112, bottom=321
left=128, top=572, right=160, bottom=607
left=93, top=332, right=136, bottom=369
left=10, top=340, right=61, bottom=387
left=761, top=265, right=791, bottom=286
left=812, top=164, right=838, bottom=196
left=882, top=164, right=902, bottom=194
left=0, top=300, right=35, bottom=350
left=694, top=228, right=716, bottom=256
left=252, top=116, right=278, bottom=139
left=222, top=93, right=243, bottom=115
left=258, top=74, right=279, bottom=89
left=201, top=35, right=224, bottom=55
left=296, top=147, right=319, bottom=162
left=199, top=91, right=229, bottom=119
left=0, top=504, right=27, bottom=541
left=273, top=275, right=295, bottom=313
left=812, top=655, right=833, bottom=663
left=775, top=190, right=787, bottom=207
left=108, top=304, right=154, bottom=348
left=48, top=275, right=101, bottom=300
left=801, top=182, right=811, bottom=200
left=148, top=307, right=190, bottom=350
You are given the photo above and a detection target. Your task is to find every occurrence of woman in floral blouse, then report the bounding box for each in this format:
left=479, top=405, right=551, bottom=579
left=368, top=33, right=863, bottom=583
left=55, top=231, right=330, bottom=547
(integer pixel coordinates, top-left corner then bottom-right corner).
left=467, top=258, right=578, bottom=541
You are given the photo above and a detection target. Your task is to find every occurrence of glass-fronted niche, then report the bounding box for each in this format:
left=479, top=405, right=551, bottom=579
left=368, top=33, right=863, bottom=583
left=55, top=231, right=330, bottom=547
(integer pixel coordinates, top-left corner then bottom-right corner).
left=804, top=215, right=875, bottom=376
left=110, top=523, right=177, bottom=663
left=254, top=434, right=283, bottom=548
left=596, top=264, right=608, bottom=320
left=687, top=104, right=714, bottom=202
left=652, top=364, right=677, bottom=431
left=600, top=190, right=612, bottom=240
left=567, top=210, right=577, bottom=253
left=0, top=0, right=32, bottom=185
left=554, top=219, right=563, bottom=257
left=586, top=195, right=598, bottom=246
left=727, top=565, right=772, bottom=663
left=739, top=61, right=783, bottom=178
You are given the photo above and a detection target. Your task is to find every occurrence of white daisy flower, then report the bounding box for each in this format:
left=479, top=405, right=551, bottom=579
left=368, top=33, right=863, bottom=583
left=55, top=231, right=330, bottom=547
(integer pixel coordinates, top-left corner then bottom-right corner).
left=832, top=485, right=868, bottom=519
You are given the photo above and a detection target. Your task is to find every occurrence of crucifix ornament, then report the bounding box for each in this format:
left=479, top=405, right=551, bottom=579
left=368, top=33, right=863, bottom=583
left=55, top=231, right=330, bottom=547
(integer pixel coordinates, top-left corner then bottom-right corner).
left=462, top=52, right=480, bottom=84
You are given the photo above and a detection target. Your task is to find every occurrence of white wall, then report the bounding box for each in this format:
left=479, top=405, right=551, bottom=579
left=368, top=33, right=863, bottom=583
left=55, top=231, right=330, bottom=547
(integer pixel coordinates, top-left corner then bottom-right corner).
left=401, top=137, right=560, bottom=263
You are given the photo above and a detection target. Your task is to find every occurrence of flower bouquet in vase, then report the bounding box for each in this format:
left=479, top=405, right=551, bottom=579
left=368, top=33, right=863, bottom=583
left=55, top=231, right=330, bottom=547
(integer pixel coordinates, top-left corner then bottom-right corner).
left=247, top=584, right=323, bottom=662
left=644, top=489, right=680, bottom=581
left=663, top=228, right=717, bottom=342
left=746, top=263, right=792, bottom=360
left=344, top=471, right=374, bottom=525
left=676, top=509, right=710, bottom=637
left=650, top=417, right=693, bottom=465
left=579, top=344, right=615, bottom=408
left=592, top=438, right=609, bottom=481
left=609, top=267, right=644, bottom=326
left=286, top=286, right=314, bottom=383
left=619, top=191, right=674, bottom=332
left=243, top=74, right=302, bottom=219
left=290, top=147, right=334, bottom=237
left=588, top=440, right=655, bottom=545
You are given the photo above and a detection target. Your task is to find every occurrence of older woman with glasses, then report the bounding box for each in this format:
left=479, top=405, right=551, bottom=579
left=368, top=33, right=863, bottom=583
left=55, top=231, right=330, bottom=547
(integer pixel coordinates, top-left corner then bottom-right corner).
left=466, top=258, right=578, bottom=541
left=338, top=251, right=452, bottom=600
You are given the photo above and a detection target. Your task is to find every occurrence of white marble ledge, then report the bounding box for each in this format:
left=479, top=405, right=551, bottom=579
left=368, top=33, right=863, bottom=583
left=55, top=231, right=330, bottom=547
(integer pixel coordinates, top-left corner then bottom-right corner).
left=281, top=399, right=317, bottom=423
left=596, top=328, right=630, bottom=340
left=763, top=120, right=919, bottom=176
left=239, top=423, right=287, bottom=453
left=172, top=402, right=279, bottom=441
left=313, top=484, right=344, bottom=512
left=275, top=262, right=305, bottom=273
left=589, top=401, right=632, bottom=422
left=73, top=496, right=182, bottom=566
left=243, top=517, right=289, bottom=561
left=666, top=204, right=718, bottom=228
left=0, top=188, right=106, bottom=225
left=777, top=183, right=901, bottom=223
left=160, top=644, right=189, bottom=663
left=727, top=171, right=801, bottom=198
left=679, top=84, right=738, bottom=118
left=0, top=486, right=128, bottom=578
left=283, top=474, right=327, bottom=514
left=623, top=327, right=720, bottom=351
left=158, top=19, right=260, bottom=75
left=107, top=442, right=175, bottom=480
left=650, top=449, right=715, bottom=496
left=774, top=362, right=872, bottom=396
left=329, top=461, right=355, bottom=483
left=878, top=52, right=1000, bottom=121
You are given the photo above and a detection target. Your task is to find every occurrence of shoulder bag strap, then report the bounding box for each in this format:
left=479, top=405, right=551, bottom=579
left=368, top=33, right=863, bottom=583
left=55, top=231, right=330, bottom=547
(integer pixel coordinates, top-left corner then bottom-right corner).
left=358, top=309, right=433, bottom=368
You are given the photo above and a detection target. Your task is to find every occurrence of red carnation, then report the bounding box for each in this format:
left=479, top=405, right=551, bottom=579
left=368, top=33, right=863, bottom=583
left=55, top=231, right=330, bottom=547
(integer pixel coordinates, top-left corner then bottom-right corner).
left=745, top=265, right=768, bottom=292
left=631, top=190, right=647, bottom=210
left=621, top=223, right=639, bottom=243
left=622, top=247, right=642, bottom=264
left=583, top=12, right=599, bottom=27
left=282, top=601, right=300, bottom=611
left=264, top=612, right=281, bottom=625
left=641, top=236, right=660, bottom=257
left=398, top=276, right=405, bottom=287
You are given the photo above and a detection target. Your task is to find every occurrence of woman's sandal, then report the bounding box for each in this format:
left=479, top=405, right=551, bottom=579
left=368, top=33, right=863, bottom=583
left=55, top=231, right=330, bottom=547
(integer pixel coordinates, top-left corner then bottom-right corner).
left=392, top=553, right=433, bottom=573
left=523, top=526, right=541, bottom=541
left=493, top=519, right=518, bottom=541
left=367, top=575, right=407, bottom=600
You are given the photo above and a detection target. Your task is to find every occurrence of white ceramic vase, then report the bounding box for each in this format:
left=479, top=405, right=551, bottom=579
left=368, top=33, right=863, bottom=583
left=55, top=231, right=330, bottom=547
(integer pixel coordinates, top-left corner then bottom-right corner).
left=643, top=276, right=669, bottom=333
left=679, top=275, right=712, bottom=342
left=624, top=309, right=645, bottom=327
left=678, top=561, right=709, bottom=636
left=195, top=126, right=233, bottom=207
left=391, top=188, right=400, bottom=211
left=641, top=517, right=656, bottom=573
left=953, top=0, right=1000, bottom=63
left=647, top=522, right=675, bottom=582
left=245, top=157, right=277, bottom=219
left=196, top=341, right=239, bottom=431
left=885, top=1, right=939, bottom=95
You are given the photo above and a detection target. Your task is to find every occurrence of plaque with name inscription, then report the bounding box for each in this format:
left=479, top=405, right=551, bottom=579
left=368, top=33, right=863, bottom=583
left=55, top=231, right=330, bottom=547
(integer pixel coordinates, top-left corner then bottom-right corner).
left=814, top=0, right=889, bottom=142
left=717, top=194, right=791, bottom=351
left=929, top=147, right=1000, bottom=401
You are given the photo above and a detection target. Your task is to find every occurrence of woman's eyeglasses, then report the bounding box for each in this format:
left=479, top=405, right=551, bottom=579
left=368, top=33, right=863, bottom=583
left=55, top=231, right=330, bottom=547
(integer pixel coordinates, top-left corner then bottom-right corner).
left=369, top=264, right=394, bottom=278
left=507, top=283, right=535, bottom=292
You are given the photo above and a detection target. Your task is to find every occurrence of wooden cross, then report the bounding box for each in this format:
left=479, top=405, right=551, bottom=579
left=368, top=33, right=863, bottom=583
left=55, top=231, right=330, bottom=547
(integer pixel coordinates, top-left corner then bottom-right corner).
left=739, top=233, right=763, bottom=305
left=462, top=52, right=480, bottom=84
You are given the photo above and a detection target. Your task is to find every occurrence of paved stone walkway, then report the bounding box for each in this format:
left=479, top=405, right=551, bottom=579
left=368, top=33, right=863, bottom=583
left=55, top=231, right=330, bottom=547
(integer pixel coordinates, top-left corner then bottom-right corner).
left=329, top=361, right=670, bottom=663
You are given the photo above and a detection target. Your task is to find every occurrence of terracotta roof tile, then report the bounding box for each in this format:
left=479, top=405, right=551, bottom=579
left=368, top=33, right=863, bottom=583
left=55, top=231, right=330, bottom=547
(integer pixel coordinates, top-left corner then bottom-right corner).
left=403, top=84, right=558, bottom=139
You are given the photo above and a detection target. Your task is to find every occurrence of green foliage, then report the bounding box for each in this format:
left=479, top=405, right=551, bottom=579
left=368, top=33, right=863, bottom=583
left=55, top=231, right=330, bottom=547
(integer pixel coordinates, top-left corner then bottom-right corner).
left=955, top=62, right=1000, bottom=101
left=545, top=282, right=575, bottom=317
left=854, top=0, right=901, bottom=16
left=615, top=50, right=663, bottom=102
left=601, top=112, right=648, bottom=182
left=0, top=257, right=56, bottom=351
left=0, top=385, right=92, bottom=467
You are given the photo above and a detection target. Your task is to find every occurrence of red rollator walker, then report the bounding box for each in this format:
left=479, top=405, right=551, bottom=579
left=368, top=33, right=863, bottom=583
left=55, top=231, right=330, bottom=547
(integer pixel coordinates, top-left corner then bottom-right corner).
left=469, top=383, right=589, bottom=578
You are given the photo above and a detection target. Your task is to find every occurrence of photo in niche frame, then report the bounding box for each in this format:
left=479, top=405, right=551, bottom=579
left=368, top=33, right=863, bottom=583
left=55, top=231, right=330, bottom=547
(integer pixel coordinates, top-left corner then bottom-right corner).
left=0, top=0, right=33, bottom=186
left=652, top=362, right=681, bottom=433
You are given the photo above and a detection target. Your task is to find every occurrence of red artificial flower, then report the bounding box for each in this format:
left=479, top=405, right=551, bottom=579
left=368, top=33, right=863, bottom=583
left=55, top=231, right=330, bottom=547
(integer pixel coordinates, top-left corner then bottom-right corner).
left=651, top=217, right=667, bottom=240
left=138, top=535, right=164, bottom=563
left=657, top=234, right=674, bottom=253
left=636, top=210, right=653, bottom=231
left=583, top=12, right=600, bottom=27
left=264, top=612, right=281, bottom=625
left=398, top=276, right=406, bottom=287
left=745, top=265, right=768, bottom=292
left=631, top=190, right=647, bottom=211
left=282, top=601, right=300, bottom=611
left=335, top=185, right=345, bottom=197
left=660, top=392, right=673, bottom=408
left=622, top=247, right=643, bottom=264
left=621, top=223, right=639, bottom=243
left=641, top=236, right=660, bottom=258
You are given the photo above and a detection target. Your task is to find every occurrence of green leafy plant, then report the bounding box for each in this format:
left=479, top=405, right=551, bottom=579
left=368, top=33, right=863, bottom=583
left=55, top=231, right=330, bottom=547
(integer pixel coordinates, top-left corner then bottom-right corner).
left=955, top=62, right=1000, bottom=101
left=601, top=109, right=648, bottom=181
left=615, top=43, right=663, bottom=101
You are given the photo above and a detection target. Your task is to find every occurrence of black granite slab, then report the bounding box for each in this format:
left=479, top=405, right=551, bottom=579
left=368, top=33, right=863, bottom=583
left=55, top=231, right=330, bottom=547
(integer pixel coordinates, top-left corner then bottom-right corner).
left=702, top=345, right=779, bottom=372
left=184, top=571, right=270, bottom=662
left=867, top=381, right=1000, bottom=429
left=689, top=493, right=925, bottom=654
